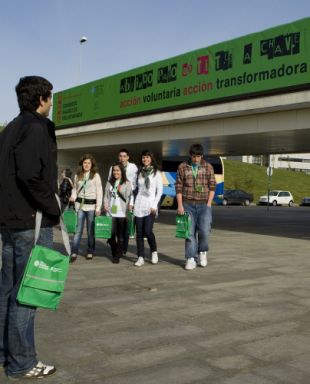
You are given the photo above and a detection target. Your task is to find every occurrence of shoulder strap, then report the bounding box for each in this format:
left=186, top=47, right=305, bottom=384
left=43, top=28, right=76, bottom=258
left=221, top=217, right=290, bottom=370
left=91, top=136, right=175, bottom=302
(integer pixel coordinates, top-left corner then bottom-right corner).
left=117, top=190, right=127, bottom=203
left=76, top=178, right=87, bottom=196
left=35, top=194, right=71, bottom=256
left=116, top=183, right=126, bottom=203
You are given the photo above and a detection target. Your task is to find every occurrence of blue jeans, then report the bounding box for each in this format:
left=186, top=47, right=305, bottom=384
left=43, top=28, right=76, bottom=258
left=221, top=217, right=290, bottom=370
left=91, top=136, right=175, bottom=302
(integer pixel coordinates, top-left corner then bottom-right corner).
left=135, top=213, right=157, bottom=258
left=72, top=210, right=95, bottom=255
left=0, top=227, right=53, bottom=376
left=183, top=202, right=212, bottom=260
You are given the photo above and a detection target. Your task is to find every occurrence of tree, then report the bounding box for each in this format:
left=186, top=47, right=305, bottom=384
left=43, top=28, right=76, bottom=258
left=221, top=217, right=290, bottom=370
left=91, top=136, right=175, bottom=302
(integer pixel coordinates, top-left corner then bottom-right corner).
left=0, top=122, right=7, bottom=132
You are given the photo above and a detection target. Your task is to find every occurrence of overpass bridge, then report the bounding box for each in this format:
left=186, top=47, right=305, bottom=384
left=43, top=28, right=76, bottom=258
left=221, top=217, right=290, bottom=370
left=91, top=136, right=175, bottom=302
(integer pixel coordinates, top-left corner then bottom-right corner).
left=54, top=17, right=310, bottom=172
left=56, top=89, right=310, bottom=171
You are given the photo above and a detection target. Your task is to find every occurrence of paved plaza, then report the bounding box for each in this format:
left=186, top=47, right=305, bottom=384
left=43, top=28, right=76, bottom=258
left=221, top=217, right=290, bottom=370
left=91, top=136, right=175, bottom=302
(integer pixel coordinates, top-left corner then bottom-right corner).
left=1, top=206, right=310, bottom=383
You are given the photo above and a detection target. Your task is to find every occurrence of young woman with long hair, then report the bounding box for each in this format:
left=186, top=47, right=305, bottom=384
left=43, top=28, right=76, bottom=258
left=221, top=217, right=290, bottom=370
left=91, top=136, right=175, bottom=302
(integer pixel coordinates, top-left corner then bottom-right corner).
left=130, top=150, right=163, bottom=267
left=104, top=162, right=132, bottom=263
left=70, top=154, right=102, bottom=262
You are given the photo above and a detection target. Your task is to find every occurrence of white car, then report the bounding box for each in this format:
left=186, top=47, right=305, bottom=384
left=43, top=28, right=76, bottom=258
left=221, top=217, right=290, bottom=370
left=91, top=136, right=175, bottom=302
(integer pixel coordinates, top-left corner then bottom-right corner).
left=258, top=190, right=294, bottom=206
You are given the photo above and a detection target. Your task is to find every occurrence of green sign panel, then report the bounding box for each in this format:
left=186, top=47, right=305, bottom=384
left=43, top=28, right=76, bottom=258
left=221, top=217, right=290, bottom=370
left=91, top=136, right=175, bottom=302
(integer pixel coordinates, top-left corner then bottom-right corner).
left=53, top=17, right=310, bottom=128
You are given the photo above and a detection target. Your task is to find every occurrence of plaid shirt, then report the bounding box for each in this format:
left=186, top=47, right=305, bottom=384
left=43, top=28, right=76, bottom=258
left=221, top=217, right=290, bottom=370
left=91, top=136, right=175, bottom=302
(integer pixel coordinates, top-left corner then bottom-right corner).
left=175, top=159, right=216, bottom=201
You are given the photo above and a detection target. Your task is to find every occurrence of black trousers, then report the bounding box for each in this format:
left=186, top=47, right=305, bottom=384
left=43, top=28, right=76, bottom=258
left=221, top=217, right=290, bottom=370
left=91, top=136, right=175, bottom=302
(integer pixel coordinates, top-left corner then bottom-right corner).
left=122, top=222, right=129, bottom=254
left=108, top=217, right=127, bottom=259
left=135, top=213, right=157, bottom=258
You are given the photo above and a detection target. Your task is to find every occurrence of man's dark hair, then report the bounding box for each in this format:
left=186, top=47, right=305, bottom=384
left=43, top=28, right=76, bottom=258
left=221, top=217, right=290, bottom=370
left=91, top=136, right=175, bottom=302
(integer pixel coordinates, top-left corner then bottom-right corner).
left=15, top=76, right=53, bottom=113
left=119, top=148, right=129, bottom=156
left=189, top=143, right=204, bottom=156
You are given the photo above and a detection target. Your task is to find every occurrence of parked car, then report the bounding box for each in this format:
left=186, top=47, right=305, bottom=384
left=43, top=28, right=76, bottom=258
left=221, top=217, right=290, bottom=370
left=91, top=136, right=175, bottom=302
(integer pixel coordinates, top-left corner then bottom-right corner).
left=300, top=197, right=310, bottom=206
left=222, top=189, right=254, bottom=206
left=258, top=190, right=294, bottom=206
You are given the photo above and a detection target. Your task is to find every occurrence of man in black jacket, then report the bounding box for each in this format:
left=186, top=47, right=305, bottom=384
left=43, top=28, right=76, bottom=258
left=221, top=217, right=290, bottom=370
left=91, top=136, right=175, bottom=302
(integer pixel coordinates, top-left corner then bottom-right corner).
left=0, top=76, right=60, bottom=379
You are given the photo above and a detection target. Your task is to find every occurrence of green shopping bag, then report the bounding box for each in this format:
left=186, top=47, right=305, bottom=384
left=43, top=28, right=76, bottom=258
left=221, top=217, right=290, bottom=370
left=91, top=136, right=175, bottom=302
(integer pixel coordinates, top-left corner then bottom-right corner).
left=63, top=210, right=77, bottom=233
left=17, top=245, right=70, bottom=310
left=127, top=211, right=135, bottom=238
left=17, top=195, right=71, bottom=310
left=175, top=213, right=192, bottom=239
left=95, top=215, right=112, bottom=239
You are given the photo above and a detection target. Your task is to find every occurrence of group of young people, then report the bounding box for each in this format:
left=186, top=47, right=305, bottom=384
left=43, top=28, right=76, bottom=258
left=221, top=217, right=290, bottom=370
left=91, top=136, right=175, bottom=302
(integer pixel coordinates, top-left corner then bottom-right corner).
left=61, top=148, right=163, bottom=267
left=62, top=143, right=216, bottom=271
left=0, top=76, right=216, bottom=380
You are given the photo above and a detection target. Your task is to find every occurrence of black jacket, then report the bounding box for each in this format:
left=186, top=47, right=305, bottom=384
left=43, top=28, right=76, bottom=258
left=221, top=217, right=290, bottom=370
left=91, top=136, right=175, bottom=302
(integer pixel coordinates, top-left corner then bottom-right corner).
left=0, top=111, right=60, bottom=229
left=59, top=178, right=73, bottom=205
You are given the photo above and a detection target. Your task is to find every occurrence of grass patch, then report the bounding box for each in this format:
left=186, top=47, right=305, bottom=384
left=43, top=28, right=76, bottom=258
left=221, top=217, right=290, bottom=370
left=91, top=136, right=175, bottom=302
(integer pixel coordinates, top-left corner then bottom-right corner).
left=223, top=159, right=310, bottom=204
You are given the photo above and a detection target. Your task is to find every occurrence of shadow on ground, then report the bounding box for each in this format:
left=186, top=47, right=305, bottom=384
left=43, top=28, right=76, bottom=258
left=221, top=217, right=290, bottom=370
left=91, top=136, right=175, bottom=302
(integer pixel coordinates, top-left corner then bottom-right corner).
left=158, top=206, right=310, bottom=240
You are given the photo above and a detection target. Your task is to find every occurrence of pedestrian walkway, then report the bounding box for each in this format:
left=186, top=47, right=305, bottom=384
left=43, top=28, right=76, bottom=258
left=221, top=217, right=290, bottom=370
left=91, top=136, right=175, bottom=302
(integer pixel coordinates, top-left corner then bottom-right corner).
left=1, top=208, right=310, bottom=383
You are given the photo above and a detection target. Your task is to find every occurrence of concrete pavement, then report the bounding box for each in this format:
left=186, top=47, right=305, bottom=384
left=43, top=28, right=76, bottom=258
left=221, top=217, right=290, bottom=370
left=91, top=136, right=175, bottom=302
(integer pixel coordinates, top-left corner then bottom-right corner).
left=1, top=206, right=310, bottom=383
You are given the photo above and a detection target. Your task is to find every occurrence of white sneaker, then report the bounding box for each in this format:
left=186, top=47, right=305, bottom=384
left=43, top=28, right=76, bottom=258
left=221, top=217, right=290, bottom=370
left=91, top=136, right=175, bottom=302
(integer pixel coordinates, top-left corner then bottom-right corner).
left=185, top=258, right=197, bottom=270
left=134, top=257, right=144, bottom=267
left=199, top=251, right=208, bottom=267
left=9, top=361, right=56, bottom=379
left=151, top=251, right=158, bottom=264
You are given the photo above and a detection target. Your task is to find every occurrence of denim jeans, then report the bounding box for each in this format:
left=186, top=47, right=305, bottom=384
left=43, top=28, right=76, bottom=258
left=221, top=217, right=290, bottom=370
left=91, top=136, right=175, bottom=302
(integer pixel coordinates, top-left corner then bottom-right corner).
left=183, top=202, right=212, bottom=260
left=0, top=227, right=53, bottom=376
left=135, top=213, right=157, bottom=258
left=72, top=210, right=95, bottom=255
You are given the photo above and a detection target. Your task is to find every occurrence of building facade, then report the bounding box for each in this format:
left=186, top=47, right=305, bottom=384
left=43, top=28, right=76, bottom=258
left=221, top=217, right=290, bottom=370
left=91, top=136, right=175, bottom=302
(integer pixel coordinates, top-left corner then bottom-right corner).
left=241, top=154, right=310, bottom=174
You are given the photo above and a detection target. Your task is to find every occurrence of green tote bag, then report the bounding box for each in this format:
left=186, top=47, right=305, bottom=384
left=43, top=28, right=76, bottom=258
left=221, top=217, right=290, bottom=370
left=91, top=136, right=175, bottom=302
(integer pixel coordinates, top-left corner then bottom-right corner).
left=63, top=209, right=77, bottom=233
left=175, top=213, right=192, bottom=239
left=17, top=195, right=71, bottom=310
left=127, top=210, right=135, bottom=238
left=95, top=215, right=112, bottom=239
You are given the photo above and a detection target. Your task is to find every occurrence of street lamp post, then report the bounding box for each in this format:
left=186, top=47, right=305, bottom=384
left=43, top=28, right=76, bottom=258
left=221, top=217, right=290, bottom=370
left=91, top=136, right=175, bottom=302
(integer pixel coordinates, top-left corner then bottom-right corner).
left=78, top=36, right=87, bottom=84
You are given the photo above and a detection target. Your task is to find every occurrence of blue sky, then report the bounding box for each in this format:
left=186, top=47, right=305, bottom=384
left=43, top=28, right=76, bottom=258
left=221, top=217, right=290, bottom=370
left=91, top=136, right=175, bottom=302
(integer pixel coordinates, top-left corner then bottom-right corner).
left=1, top=0, right=310, bottom=124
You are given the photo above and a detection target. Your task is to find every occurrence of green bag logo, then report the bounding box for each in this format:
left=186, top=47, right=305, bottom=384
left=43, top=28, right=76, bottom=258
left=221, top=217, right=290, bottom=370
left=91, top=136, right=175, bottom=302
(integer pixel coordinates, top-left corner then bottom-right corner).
left=34, top=260, right=49, bottom=271
left=33, top=260, right=62, bottom=273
